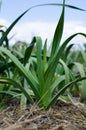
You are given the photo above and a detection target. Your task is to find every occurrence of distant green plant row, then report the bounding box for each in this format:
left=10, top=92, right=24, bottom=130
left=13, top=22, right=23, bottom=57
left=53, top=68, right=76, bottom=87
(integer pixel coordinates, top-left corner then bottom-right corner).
left=0, top=0, right=86, bottom=110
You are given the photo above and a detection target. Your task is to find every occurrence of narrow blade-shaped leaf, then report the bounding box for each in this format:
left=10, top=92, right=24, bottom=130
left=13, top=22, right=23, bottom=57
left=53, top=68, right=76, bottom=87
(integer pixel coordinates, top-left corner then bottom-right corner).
left=24, top=37, right=36, bottom=66
left=50, top=0, right=65, bottom=57
left=43, top=39, right=47, bottom=74
left=36, top=3, right=86, bottom=11
left=0, top=78, right=34, bottom=104
left=75, top=62, right=86, bottom=102
left=47, top=76, right=86, bottom=109
left=59, top=59, right=70, bottom=84
left=64, top=44, right=74, bottom=62
left=45, top=33, right=86, bottom=81
left=0, top=47, right=40, bottom=100
left=36, top=37, right=44, bottom=94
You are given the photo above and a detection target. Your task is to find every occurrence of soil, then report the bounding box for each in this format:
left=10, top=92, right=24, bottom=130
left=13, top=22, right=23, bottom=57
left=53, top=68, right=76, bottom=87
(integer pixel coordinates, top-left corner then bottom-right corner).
left=0, top=99, right=86, bottom=130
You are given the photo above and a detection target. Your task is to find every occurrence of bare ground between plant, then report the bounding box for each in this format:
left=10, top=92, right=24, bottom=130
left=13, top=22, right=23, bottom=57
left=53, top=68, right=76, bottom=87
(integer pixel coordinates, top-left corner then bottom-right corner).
left=0, top=99, right=86, bottom=130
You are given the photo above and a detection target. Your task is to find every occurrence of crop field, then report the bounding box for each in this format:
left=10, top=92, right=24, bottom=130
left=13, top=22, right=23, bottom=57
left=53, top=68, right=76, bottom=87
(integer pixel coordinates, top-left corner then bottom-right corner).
left=0, top=0, right=86, bottom=129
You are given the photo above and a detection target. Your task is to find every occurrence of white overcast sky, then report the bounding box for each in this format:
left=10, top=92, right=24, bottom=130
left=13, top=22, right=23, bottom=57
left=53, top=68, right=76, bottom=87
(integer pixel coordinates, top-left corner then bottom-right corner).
left=0, top=0, right=86, bottom=47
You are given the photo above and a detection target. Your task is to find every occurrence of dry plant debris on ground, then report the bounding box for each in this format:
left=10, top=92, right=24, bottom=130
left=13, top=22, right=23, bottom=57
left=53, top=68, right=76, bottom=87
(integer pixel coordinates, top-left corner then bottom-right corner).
left=0, top=99, right=86, bottom=130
